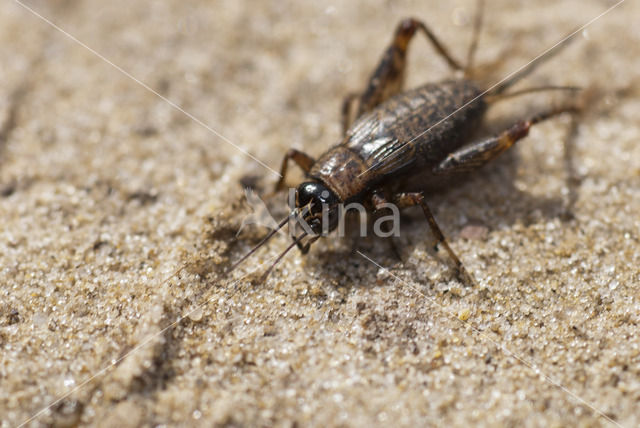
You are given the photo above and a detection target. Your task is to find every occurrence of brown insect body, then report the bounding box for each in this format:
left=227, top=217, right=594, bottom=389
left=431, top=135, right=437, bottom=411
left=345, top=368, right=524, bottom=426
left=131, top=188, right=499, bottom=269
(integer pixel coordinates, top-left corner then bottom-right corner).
left=310, top=79, right=486, bottom=203
left=236, top=7, right=580, bottom=284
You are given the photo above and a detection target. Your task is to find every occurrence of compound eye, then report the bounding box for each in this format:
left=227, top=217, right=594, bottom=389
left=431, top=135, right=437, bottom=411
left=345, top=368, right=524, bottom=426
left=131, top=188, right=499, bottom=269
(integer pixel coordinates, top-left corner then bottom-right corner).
left=296, top=182, right=317, bottom=207
left=296, top=181, right=337, bottom=211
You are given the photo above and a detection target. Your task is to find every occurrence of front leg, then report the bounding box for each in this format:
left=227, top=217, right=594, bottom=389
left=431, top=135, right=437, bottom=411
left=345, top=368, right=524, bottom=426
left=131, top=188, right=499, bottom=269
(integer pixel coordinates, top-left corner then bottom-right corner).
left=273, top=149, right=315, bottom=193
left=393, top=192, right=477, bottom=287
left=297, top=235, right=320, bottom=255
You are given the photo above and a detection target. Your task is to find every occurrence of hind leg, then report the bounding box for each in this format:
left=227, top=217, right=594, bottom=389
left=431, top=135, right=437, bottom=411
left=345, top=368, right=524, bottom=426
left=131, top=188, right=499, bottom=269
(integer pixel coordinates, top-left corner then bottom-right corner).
left=434, top=105, right=580, bottom=175
left=464, top=0, right=485, bottom=76
left=342, top=18, right=464, bottom=133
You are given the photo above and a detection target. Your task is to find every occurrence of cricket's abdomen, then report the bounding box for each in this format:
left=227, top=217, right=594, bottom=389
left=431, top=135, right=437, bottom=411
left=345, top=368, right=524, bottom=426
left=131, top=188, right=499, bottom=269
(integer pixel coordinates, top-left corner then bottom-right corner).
left=348, top=79, right=486, bottom=167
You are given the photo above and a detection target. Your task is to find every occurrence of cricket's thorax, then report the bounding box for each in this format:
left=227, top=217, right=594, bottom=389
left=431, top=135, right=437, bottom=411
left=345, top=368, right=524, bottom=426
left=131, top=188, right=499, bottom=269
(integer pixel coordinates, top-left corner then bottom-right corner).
left=308, top=147, right=369, bottom=201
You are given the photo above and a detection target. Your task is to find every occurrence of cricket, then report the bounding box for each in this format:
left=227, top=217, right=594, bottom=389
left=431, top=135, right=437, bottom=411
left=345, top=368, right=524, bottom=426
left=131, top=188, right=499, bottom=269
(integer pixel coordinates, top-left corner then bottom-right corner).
left=231, top=0, right=582, bottom=285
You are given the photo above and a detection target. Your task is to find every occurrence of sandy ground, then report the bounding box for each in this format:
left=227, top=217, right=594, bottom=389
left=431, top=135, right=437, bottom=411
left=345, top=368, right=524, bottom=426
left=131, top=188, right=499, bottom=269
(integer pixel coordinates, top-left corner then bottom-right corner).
left=1, top=0, right=639, bottom=426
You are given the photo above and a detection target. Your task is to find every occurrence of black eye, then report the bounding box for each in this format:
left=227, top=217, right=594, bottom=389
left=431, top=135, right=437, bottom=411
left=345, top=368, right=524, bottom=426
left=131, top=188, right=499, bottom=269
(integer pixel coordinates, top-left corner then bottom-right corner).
left=296, top=182, right=317, bottom=206
left=296, top=181, right=339, bottom=210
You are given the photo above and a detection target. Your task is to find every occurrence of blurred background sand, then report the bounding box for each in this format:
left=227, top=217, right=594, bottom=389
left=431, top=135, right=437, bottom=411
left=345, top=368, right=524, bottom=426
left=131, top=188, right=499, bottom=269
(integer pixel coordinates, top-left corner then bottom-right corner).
left=1, top=0, right=639, bottom=426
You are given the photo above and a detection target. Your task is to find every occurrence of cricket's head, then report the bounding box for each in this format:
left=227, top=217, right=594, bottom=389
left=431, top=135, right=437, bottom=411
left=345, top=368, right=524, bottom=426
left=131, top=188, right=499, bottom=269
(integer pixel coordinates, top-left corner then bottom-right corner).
left=228, top=180, right=341, bottom=281
left=294, top=181, right=340, bottom=235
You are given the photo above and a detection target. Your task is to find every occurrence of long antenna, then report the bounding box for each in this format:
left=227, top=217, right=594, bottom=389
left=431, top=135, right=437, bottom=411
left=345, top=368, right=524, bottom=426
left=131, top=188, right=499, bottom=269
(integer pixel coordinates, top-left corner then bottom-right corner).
left=227, top=216, right=289, bottom=273
left=486, top=85, right=581, bottom=103
left=228, top=202, right=315, bottom=276
left=259, top=231, right=309, bottom=282
left=487, top=28, right=580, bottom=96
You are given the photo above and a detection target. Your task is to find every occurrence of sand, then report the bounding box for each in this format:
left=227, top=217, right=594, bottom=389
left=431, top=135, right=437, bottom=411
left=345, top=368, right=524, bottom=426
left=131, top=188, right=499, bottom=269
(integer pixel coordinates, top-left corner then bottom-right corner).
left=1, top=0, right=639, bottom=426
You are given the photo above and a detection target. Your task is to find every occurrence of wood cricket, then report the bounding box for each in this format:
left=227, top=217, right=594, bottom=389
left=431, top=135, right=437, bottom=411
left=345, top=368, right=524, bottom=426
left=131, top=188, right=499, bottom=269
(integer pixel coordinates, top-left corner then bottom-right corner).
left=231, top=1, right=581, bottom=285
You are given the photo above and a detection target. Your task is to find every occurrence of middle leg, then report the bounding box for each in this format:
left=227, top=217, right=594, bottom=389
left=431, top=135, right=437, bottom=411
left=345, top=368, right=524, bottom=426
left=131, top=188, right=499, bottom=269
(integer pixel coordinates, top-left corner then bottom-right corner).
left=393, top=192, right=477, bottom=286
left=370, top=191, right=403, bottom=261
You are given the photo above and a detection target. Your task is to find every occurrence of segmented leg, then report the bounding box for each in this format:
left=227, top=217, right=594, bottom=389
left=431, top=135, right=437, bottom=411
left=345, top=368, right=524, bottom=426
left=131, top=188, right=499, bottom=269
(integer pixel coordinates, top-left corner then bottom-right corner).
left=297, top=235, right=320, bottom=254
left=274, top=149, right=315, bottom=192
left=393, top=192, right=477, bottom=286
left=370, top=192, right=402, bottom=260
left=341, top=92, right=359, bottom=135
left=464, top=0, right=485, bottom=76
left=434, top=105, right=580, bottom=175
left=342, top=18, right=463, bottom=132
